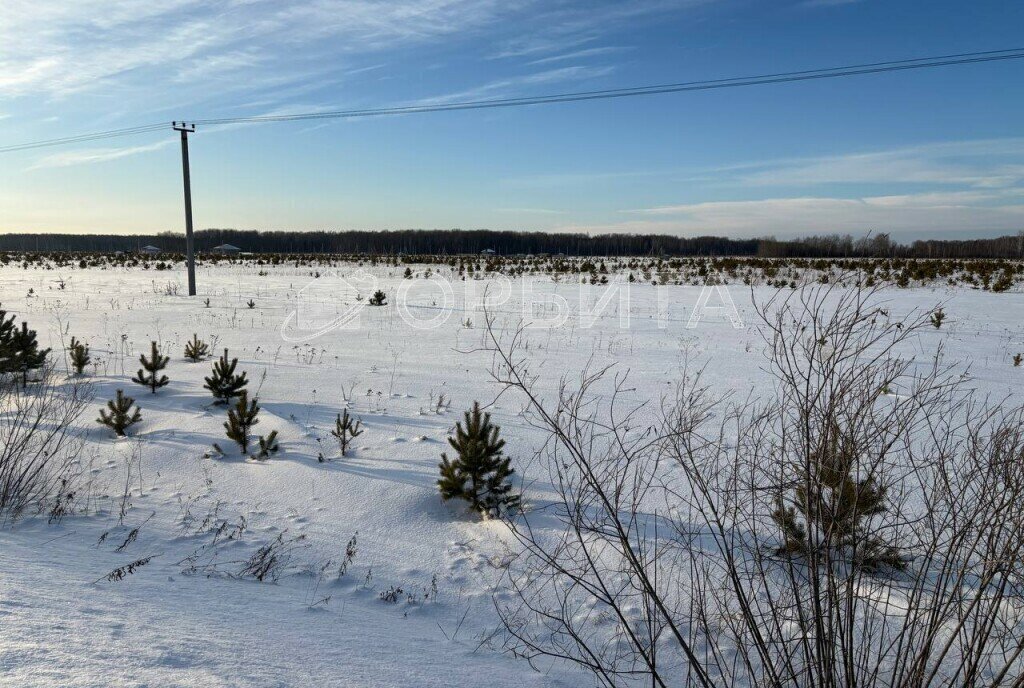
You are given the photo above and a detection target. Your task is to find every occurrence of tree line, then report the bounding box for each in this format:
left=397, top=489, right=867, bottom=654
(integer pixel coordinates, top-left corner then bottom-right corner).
left=0, top=228, right=1022, bottom=258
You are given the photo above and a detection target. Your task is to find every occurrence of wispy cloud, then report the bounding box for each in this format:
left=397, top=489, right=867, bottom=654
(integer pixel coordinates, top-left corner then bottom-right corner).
left=0, top=1, right=524, bottom=99
left=495, top=207, right=567, bottom=215
left=410, top=65, right=616, bottom=107
left=527, top=46, right=633, bottom=66
left=716, top=138, right=1024, bottom=190
left=801, top=0, right=861, bottom=7
left=488, top=1, right=707, bottom=60
left=599, top=189, right=1024, bottom=237
left=30, top=141, right=171, bottom=169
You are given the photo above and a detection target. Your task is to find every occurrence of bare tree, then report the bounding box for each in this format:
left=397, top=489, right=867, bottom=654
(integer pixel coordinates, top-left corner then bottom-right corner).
left=0, top=364, right=91, bottom=524
left=488, top=283, right=1024, bottom=687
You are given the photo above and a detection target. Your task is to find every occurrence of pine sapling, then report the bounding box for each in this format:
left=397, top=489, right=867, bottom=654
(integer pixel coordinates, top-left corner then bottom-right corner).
left=204, top=349, right=248, bottom=404
left=438, top=402, right=520, bottom=517
left=132, top=341, right=169, bottom=393
left=0, top=305, right=17, bottom=373
left=97, top=389, right=142, bottom=437
left=256, top=430, right=280, bottom=460
left=224, top=391, right=260, bottom=455
left=11, top=321, right=50, bottom=386
left=771, top=418, right=901, bottom=570
left=69, top=336, right=91, bottom=374
left=368, top=290, right=387, bottom=306
left=330, top=409, right=363, bottom=457
left=184, top=334, right=210, bottom=362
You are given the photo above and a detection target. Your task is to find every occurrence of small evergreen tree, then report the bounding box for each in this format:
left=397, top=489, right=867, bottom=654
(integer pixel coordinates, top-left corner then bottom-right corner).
left=97, top=389, right=142, bottom=437
left=184, top=334, right=210, bottom=362
left=224, top=391, right=260, bottom=455
left=438, top=402, right=520, bottom=516
left=204, top=349, right=248, bottom=404
left=132, top=341, right=169, bottom=393
left=771, top=418, right=901, bottom=570
left=368, top=290, right=387, bottom=306
left=68, top=336, right=91, bottom=375
left=330, top=409, right=363, bottom=457
left=11, top=321, right=50, bottom=386
left=256, top=430, right=280, bottom=460
left=0, top=305, right=17, bottom=373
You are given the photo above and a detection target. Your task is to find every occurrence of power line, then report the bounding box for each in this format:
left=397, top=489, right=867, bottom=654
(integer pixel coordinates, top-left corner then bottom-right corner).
left=2, top=47, right=1023, bottom=154
left=0, top=123, right=169, bottom=153
left=193, top=47, right=1024, bottom=126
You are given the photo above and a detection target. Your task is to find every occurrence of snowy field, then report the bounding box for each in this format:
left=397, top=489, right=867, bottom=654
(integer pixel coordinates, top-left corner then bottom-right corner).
left=0, top=260, right=1022, bottom=686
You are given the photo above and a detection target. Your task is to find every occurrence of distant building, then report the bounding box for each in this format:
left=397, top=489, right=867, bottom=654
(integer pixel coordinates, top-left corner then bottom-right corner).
left=211, top=243, right=242, bottom=255
left=480, top=248, right=496, bottom=256
left=139, top=245, right=161, bottom=255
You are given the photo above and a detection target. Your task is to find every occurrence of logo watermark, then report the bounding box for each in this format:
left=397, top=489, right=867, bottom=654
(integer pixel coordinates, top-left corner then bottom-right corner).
left=282, top=273, right=744, bottom=340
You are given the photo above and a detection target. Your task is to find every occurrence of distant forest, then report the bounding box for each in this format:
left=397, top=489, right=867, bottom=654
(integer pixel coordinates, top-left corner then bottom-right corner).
left=1, top=228, right=1023, bottom=259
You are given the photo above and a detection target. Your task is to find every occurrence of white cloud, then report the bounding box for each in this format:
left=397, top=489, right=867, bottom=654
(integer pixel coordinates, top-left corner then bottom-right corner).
left=487, top=1, right=707, bottom=60
left=409, top=65, right=617, bottom=107
left=592, top=190, right=1024, bottom=237
left=715, top=138, right=1024, bottom=189
left=527, top=46, right=632, bottom=66
left=0, top=0, right=525, bottom=98
left=495, top=207, right=567, bottom=215
left=30, top=141, right=171, bottom=169
left=801, top=0, right=861, bottom=7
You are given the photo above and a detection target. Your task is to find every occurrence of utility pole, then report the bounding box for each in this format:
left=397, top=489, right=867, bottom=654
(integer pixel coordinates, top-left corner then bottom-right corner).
left=173, top=121, right=197, bottom=296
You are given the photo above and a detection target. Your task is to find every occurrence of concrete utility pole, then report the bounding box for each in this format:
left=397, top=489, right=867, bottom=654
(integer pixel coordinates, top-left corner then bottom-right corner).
left=173, top=121, right=197, bottom=296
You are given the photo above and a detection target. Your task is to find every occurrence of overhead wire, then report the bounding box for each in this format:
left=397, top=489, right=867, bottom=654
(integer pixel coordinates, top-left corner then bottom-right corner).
left=1, top=47, right=1022, bottom=154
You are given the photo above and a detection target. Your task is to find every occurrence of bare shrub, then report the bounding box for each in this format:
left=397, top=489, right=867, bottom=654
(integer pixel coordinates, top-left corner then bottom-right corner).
left=0, top=366, right=91, bottom=524
left=489, top=284, right=1024, bottom=687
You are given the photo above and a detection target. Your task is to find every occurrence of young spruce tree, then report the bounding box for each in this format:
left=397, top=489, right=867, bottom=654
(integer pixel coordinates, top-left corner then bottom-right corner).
left=132, top=341, right=169, bottom=393
left=438, top=402, right=520, bottom=516
left=225, top=390, right=260, bottom=455
left=183, top=334, right=210, bottom=362
left=204, top=349, right=248, bottom=404
left=97, top=389, right=143, bottom=437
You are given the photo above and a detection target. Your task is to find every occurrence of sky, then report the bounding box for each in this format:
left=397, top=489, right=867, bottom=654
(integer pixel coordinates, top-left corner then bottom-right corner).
left=0, top=0, right=1022, bottom=240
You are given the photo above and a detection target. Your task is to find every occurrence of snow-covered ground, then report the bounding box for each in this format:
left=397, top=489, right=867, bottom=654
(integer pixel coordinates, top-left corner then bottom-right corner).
left=0, top=260, right=1022, bottom=686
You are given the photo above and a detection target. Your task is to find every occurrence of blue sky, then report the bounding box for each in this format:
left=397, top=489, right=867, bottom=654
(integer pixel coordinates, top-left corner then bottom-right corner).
left=1, top=0, right=1022, bottom=239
